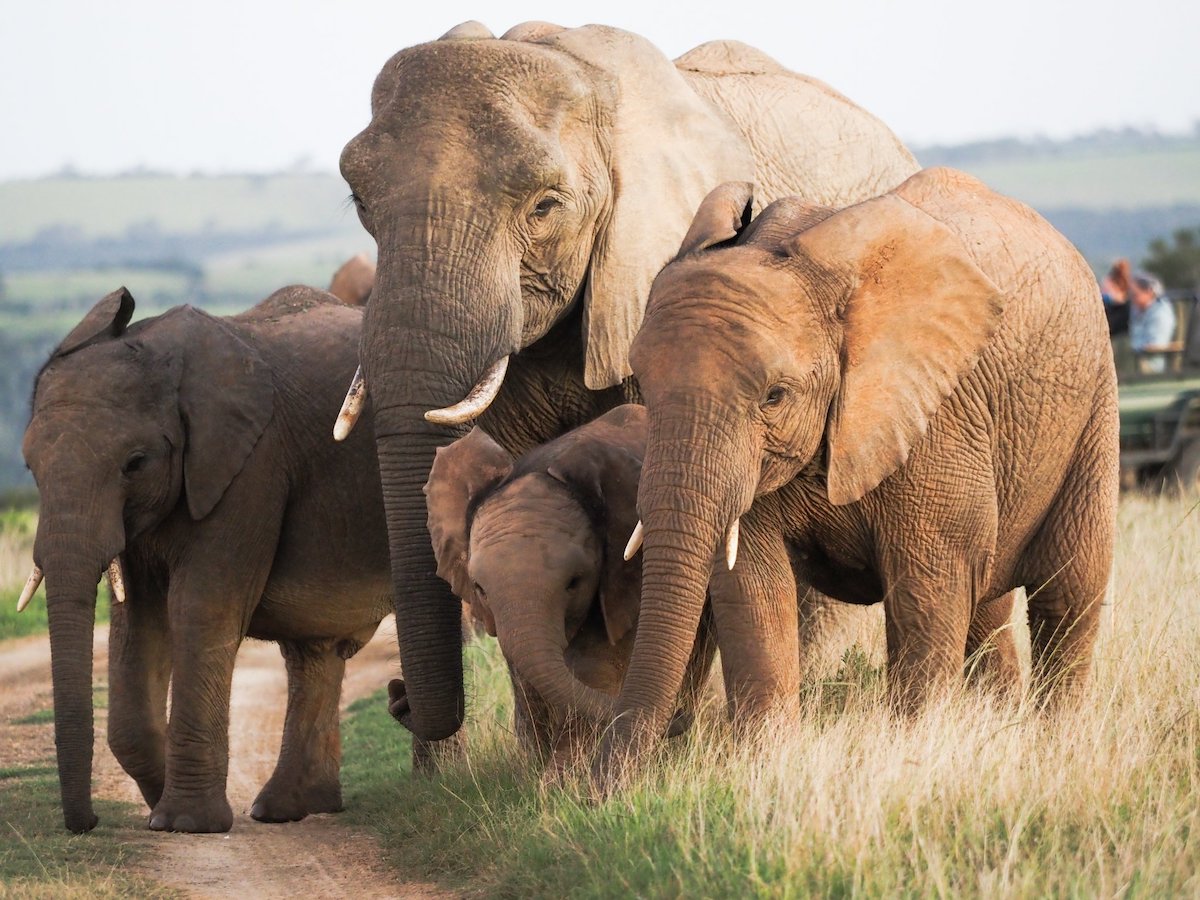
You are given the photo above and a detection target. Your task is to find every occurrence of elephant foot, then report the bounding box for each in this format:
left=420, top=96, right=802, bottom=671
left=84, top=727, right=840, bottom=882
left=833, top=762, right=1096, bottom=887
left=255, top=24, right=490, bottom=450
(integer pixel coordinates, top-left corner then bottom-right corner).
left=133, top=776, right=165, bottom=811
left=250, top=776, right=343, bottom=823
left=148, top=793, right=233, bottom=833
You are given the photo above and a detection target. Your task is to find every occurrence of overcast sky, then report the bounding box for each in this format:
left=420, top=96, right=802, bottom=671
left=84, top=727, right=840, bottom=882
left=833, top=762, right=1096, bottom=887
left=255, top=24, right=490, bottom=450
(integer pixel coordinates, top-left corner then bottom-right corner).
left=2, top=0, right=1196, bottom=180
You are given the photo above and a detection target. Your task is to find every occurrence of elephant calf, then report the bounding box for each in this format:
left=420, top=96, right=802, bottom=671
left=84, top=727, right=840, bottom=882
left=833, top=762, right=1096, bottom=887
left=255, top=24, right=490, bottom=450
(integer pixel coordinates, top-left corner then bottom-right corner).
left=21, top=285, right=392, bottom=833
left=598, top=167, right=1119, bottom=777
left=424, top=404, right=715, bottom=766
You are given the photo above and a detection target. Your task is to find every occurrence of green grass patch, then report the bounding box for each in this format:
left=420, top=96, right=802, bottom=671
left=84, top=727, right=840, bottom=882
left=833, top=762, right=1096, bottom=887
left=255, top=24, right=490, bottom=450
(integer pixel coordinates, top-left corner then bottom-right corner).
left=0, top=763, right=176, bottom=898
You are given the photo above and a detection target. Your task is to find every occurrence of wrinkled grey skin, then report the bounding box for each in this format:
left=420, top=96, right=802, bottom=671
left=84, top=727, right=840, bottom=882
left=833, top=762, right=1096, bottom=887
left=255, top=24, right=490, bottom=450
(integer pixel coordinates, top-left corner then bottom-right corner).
left=424, top=404, right=715, bottom=766
left=596, top=169, right=1118, bottom=784
left=340, top=21, right=919, bottom=742
left=23, top=287, right=391, bottom=833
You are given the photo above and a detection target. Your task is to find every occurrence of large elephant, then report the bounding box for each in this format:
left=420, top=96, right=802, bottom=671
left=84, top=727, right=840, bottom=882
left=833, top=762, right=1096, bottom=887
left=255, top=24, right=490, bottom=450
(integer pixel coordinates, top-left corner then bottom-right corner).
left=20, top=286, right=392, bottom=833
left=424, top=404, right=715, bottom=766
left=597, top=168, right=1119, bottom=778
left=336, top=20, right=919, bottom=741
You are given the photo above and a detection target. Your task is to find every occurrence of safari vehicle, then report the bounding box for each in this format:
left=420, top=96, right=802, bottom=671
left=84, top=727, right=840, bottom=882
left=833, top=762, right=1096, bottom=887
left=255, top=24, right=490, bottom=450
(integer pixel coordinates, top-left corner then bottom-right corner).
left=1116, top=291, right=1200, bottom=493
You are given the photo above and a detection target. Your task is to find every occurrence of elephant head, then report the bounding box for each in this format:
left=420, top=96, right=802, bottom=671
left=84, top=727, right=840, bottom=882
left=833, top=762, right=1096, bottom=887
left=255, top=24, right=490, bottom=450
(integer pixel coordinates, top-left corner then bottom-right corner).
left=21, top=290, right=273, bottom=832
left=337, top=22, right=754, bottom=739
left=424, top=405, right=646, bottom=723
left=607, top=175, right=1006, bottom=759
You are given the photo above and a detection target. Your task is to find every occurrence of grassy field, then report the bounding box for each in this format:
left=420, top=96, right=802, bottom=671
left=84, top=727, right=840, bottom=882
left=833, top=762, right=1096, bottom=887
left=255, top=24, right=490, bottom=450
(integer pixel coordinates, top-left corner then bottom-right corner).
left=0, top=173, right=361, bottom=243
left=942, top=147, right=1200, bottom=210
left=340, top=494, right=1200, bottom=898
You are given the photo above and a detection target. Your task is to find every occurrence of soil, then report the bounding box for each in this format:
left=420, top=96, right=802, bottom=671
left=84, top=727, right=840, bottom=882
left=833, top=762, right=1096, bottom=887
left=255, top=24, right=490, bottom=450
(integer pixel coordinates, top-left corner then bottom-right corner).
left=0, top=617, right=455, bottom=899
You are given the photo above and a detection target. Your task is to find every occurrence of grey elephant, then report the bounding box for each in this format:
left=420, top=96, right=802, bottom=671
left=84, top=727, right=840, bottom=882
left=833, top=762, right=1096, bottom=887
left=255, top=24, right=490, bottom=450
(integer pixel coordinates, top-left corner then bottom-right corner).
left=423, top=404, right=715, bottom=766
left=20, top=286, right=392, bottom=833
left=334, top=20, right=920, bottom=743
left=594, top=168, right=1119, bottom=780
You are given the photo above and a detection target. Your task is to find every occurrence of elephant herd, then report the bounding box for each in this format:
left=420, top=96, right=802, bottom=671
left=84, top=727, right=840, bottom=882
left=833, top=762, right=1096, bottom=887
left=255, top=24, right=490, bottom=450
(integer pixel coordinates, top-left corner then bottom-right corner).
left=17, top=22, right=1118, bottom=834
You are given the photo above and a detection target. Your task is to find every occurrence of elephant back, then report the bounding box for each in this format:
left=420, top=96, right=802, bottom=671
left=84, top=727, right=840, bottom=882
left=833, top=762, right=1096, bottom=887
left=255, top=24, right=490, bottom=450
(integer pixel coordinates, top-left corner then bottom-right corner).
left=675, top=41, right=918, bottom=210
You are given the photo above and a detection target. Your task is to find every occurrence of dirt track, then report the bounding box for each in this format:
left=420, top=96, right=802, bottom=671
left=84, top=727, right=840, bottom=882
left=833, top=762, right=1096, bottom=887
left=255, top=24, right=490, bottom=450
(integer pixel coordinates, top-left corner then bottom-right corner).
left=0, top=618, right=453, bottom=899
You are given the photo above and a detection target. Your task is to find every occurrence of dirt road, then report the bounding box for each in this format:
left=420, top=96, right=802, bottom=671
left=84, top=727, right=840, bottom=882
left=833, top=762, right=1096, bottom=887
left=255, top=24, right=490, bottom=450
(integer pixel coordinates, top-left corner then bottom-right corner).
left=0, top=618, right=452, bottom=899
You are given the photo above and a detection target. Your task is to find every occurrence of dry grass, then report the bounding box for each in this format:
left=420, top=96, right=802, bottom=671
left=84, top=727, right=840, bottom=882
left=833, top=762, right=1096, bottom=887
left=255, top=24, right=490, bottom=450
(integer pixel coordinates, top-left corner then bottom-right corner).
left=344, top=494, right=1200, bottom=897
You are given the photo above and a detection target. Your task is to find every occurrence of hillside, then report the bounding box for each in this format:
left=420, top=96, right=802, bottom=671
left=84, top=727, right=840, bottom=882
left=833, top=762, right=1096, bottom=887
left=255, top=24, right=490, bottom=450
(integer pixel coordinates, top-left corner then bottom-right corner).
left=1, top=132, right=1198, bottom=491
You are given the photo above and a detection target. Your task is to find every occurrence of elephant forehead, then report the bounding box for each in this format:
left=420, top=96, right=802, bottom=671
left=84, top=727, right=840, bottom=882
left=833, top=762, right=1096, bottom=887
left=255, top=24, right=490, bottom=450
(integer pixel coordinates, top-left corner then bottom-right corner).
left=34, top=345, right=169, bottom=413
left=470, top=477, right=596, bottom=557
left=371, top=40, right=590, bottom=133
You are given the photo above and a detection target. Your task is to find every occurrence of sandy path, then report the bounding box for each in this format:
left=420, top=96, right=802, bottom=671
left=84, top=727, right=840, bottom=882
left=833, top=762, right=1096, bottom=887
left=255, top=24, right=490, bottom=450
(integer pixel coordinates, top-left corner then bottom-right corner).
left=0, top=618, right=453, bottom=899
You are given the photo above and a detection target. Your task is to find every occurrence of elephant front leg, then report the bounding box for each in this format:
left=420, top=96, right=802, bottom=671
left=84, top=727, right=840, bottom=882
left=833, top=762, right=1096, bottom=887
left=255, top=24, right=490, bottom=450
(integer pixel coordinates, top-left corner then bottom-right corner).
left=965, top=590, right=1021, bottom=697
left=149, top=576, right=247, bottom=833
left=707, top=512, right=801, bottom=728
left=251, top=640, right=346, bottom=823
left=880, top=556, right=975, bottom=714
left=106, top=572, right=171, bottom=810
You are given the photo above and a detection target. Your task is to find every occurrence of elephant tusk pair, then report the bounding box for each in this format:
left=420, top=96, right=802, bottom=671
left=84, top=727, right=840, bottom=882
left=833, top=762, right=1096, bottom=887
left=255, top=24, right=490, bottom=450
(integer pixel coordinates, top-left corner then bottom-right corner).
left=621, top=518, right=740, bottom=570
left=15, top=557, right=126, bottom=612
left=332, top=355, right=509, bottom=438
left=333, top=366, right=367, bottom=442
left=425, top=356, right=509, bottom=426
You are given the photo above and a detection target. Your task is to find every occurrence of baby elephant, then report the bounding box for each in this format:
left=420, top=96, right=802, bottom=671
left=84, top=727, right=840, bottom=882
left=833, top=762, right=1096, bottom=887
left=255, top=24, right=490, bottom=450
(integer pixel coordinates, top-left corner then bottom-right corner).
left=424, top=404, right=714, bottom=765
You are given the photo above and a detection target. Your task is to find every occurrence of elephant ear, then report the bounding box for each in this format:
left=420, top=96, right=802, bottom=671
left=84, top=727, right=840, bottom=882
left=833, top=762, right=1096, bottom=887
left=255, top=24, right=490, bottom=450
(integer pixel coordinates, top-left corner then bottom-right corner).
left=424, top=427, right=513, bottom=604
left=787, top=194, right=1006, bottom=506
left=546, top=405, right=648, bottom=644
left=524, top=26, right=755, bottom=390
left=56, top=287, right=135, bottom=357
left=161, top=308, right=275, bottom=520
left=675, top=182, right=754, bottom=258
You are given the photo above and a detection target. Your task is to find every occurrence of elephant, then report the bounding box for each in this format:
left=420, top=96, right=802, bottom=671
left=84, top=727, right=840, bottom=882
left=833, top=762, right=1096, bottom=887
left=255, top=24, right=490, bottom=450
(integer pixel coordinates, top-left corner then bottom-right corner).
left=19, top=285, right=393, bottom=833
left=328, top=253, right=375, bottom=306
left=423, top=404, right=715, bottom=766
left=596, top=167, right=1119, bottom=778
left=335, top=20, right=920, bottom=742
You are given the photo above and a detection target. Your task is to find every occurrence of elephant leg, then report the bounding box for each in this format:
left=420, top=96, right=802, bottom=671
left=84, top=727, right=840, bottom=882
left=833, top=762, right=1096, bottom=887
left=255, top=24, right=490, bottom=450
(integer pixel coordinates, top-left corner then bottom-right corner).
left=964, top=590, right=1021, bottom=696
left=1021, top=428, right=1115, bottom=706
left=106, top=570, right=170, bottom=810
left=251, top=640, right=346, bottom=823
left=149, top=573, right=260, bottom=833
left=706, top=510, right=800, bottom=728
left=880, top=557, right=975, bottom=714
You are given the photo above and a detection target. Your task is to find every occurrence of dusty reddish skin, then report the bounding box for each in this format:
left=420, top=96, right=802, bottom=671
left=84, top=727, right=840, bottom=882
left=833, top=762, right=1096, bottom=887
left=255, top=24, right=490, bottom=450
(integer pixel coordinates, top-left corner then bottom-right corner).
left=597, top=167, right=1118, bottom=785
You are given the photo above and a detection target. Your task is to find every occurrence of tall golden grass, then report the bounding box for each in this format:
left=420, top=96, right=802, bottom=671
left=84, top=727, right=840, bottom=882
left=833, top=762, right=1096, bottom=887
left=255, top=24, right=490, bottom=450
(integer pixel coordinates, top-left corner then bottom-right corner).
left=344, top=494, right=1200, bottom=897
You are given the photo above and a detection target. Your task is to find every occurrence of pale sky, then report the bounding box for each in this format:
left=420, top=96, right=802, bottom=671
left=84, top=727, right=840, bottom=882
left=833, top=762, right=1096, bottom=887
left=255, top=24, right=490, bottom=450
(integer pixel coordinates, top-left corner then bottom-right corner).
left=2, top=0, right=1197, bottom=180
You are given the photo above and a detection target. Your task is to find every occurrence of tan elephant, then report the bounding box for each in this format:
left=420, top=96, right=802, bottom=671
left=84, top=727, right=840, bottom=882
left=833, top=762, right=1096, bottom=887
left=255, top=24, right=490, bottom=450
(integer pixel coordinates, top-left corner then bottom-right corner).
left=328, top=253, right=375, bottom=306
left=423, top=404, right=715, bottom=767
left=597, top=168, right=1119, bottom=780
left=336, top=21, right=919, bottom=742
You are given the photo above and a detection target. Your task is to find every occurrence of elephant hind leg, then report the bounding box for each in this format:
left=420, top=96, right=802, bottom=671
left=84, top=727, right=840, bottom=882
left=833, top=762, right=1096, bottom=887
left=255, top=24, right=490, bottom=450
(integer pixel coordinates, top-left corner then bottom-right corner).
left=1020, top=398, right=1118, bottom=707
left=251, top=639, right=346, bottom=823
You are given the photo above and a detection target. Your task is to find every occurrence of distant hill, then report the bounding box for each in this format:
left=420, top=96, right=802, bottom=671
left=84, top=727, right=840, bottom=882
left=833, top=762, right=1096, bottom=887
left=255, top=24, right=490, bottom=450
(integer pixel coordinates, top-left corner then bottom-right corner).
left=0, top=131, right=1198, bottom=492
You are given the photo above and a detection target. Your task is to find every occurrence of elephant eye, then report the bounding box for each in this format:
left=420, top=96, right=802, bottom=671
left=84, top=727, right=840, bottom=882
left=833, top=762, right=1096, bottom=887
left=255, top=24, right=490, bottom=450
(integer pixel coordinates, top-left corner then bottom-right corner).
left=531, top=196, right=561, bottom=219
left=566, top=575, right=581, bottom=592
left=122, top=451, right=147, bottom=475
left=762, top=385, right=788, bottom=409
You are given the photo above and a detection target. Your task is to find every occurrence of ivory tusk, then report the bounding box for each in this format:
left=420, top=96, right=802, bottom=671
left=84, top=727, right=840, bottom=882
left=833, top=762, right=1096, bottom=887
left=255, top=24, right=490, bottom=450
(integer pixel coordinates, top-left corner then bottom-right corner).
left=623, top=520, right=644, bottom=561
left=107, top=557, right=126, bottom=604
left=726, top=518, right=740, bottom=570
left=424, top=356, right=509, bottom=426
left=17, top=565, right=43, bottom=613
left=333, top=366, right=366, bottom=442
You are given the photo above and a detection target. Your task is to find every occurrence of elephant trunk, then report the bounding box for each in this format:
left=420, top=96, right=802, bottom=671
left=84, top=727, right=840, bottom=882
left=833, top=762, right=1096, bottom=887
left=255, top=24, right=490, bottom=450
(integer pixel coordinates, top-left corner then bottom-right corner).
left=37, top=520, right=115, bottom=833
left=602, top=407, right=746, bottom=769
left=492, top=603, right=616, bottom=725
left=363, top=215, right=521, bottom=741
